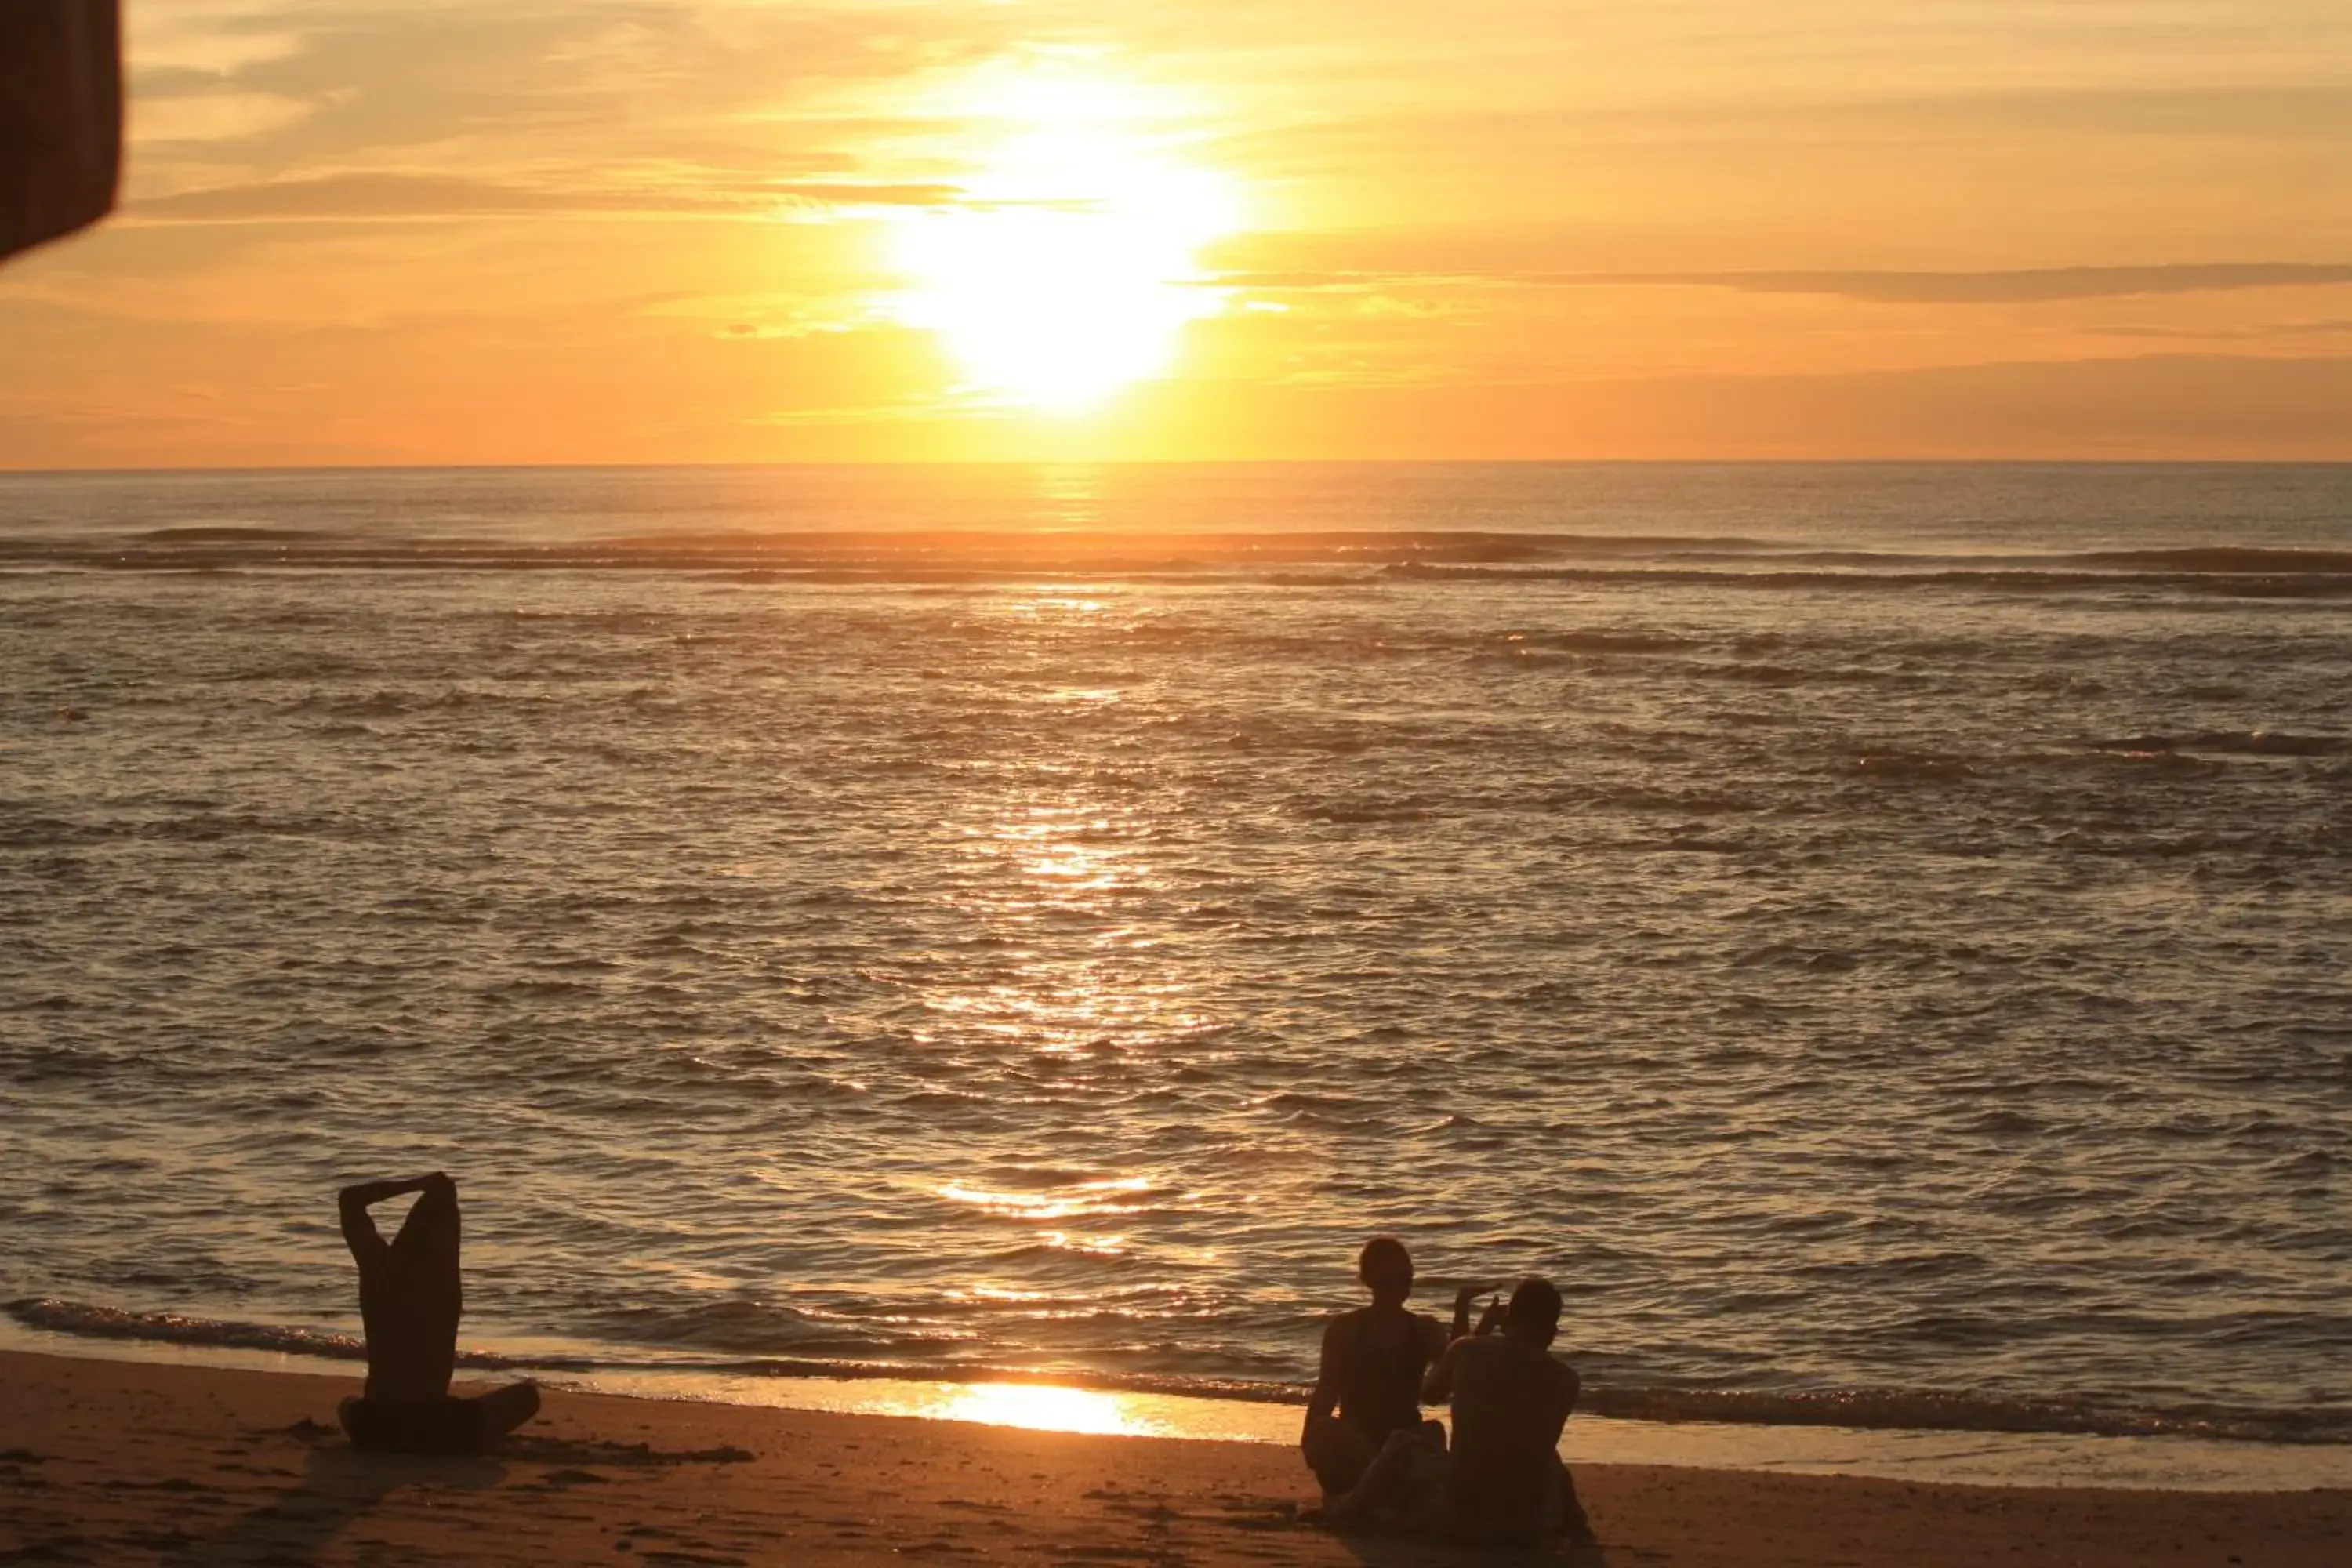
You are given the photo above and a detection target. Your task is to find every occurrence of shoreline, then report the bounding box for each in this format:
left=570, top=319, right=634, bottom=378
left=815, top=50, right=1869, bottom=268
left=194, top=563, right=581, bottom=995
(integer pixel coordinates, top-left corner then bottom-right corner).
left=4, top=1348, right=2347, bottom=1567
left=8, top=1323, right=2350, bottom=1495
left=12, top=1298, right=2346, bottom=1455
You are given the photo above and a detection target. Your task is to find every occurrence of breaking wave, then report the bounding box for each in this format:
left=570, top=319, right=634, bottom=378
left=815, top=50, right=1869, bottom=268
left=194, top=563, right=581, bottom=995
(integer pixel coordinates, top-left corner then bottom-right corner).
left=5, top=528, right=2351, bottom=600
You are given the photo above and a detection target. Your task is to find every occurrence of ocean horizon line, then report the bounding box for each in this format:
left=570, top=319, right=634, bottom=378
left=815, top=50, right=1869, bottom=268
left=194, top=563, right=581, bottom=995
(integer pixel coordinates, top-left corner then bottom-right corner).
left=9, top=456, right=2352, bottom=479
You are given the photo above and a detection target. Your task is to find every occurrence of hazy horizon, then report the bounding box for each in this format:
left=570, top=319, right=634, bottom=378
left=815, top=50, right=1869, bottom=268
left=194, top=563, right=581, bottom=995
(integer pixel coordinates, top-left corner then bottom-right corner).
left=10, top=456, right=2352, bottom=478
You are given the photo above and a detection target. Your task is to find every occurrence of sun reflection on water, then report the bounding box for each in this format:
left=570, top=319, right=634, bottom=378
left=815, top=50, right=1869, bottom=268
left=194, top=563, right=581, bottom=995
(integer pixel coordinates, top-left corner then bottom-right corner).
left=900, top=620, right=1217, bottom=1276
left=938, top=1176, right=1152, bottom=1222
left=903, top=1381, right=1165, bottom=1437
left=915, top=750, right=1193, bottom=1061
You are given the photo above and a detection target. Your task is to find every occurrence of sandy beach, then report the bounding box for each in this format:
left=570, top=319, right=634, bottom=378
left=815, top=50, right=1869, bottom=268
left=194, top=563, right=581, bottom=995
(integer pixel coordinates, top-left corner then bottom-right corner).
left=0, top=1350, right=2343, bottom=1567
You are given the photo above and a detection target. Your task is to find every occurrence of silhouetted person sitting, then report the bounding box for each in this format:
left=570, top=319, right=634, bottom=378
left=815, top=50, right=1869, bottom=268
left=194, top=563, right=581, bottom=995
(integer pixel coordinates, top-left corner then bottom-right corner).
left=336, top=1172, right=539, bottom=1454
left=1323, top=1276, right=1595, bottom=1548
left=1301, top=1237, right=1483, bottom=1496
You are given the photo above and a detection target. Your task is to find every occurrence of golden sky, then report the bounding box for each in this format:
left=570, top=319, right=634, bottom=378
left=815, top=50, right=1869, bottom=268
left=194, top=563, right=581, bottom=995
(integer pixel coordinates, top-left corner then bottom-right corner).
left=5, top=0, right=2352, bottom=465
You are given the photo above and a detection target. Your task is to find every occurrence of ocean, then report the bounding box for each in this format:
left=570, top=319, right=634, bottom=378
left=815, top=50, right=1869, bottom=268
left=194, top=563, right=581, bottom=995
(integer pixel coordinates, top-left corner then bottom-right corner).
left=2, top=463, right=2347, bottom=1467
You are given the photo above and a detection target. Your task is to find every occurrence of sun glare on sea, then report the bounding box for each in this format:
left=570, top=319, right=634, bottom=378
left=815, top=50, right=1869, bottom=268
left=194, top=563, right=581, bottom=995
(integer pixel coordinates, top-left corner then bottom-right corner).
left=924, top=1381, right=1153, bottom=1437
left=889, top=66, right=1241, bottom=412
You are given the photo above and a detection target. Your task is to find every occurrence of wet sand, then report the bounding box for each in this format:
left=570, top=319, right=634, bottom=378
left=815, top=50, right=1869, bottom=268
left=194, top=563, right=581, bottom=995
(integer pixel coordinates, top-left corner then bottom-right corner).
left=2, top=1349, right=2345, bottom=1566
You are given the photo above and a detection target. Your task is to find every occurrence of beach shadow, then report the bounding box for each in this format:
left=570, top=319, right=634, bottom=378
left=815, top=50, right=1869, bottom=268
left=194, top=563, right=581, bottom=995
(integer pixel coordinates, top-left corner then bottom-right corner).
left=165, top=1430, right=505, bottom=1566
left=1315, top=1522, right=1616, bottom=1568
left=499, top=1434, right=754, bottom=1469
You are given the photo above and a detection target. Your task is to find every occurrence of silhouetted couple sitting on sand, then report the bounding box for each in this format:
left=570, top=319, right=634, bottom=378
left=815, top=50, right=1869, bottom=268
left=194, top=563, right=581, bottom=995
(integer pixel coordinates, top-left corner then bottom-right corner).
left=336, top=1172, right=540, bottom=1454
left=1303, top=1236, right=1594, bottom=1548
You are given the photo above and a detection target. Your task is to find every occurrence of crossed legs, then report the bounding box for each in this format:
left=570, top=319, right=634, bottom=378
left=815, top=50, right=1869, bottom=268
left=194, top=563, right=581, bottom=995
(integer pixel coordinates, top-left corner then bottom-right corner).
left=339, top=1382, right=541, bottom=1455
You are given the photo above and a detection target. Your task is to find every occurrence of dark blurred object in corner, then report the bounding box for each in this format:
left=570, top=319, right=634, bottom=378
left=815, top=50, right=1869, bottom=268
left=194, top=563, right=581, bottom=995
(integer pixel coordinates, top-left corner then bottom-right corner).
left=1, top=2, right=122, bottom=263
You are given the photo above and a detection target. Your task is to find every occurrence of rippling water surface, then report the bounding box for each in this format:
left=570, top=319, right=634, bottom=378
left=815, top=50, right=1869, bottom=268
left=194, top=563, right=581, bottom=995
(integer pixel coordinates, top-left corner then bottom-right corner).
left=2, top=463, right=2347, bottom=1445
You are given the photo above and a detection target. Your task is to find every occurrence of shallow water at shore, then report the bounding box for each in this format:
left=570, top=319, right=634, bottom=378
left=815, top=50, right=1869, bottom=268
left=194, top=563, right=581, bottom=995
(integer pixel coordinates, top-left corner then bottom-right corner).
left=9, top=1323, right=2348, bottom=1494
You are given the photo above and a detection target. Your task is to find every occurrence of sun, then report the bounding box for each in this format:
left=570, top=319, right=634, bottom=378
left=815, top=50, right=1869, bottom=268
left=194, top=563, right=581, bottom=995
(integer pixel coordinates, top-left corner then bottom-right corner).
left=888, top=67, right=1242, bottom=412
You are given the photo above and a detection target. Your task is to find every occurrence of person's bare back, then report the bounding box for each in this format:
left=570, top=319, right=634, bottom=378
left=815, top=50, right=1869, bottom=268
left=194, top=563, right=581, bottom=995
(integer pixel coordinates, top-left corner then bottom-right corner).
left=335, top=1172, right=538, bottom=1454
left=1439, top=1330, right=1577, bottom=1540
left=1300, top=1238, right=1455, bottom=1494
left=341, top=1173, right=463, bottom=1401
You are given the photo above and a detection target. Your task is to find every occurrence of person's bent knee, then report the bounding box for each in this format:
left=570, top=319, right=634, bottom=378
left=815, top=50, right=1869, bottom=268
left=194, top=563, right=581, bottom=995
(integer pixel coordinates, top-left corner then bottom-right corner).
left=1303, top=1414, right=1375, bottom=1496
left=476, top=1381, right=540, bottom=1440
left=1301, top=1412, right=1347, bottom=1459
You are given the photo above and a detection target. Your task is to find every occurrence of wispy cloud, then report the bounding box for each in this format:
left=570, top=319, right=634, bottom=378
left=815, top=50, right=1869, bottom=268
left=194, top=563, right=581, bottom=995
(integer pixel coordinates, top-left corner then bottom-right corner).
left=1558, top=264, right=2352, bottom=303
left=133, top=91, right=317, bottom=144
left=129, top=172, right=964, bottom=223
left=2087, top=318, right=2352, bottom=340
left=1211, top=263, right=2352, bottom=304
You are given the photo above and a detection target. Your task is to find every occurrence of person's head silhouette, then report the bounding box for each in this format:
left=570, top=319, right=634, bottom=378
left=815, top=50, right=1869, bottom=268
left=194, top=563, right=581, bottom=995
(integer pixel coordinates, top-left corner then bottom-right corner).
left=1503, top=1276, right=1561, bottom=1348
left=1357, top=1236, right=1413, bottom=1308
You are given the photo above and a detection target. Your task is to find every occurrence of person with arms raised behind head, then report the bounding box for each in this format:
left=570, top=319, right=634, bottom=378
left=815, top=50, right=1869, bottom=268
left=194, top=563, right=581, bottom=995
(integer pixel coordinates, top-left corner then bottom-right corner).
left=336, top=1172, right=539, bottom=1454
left=1323, top=1275, right=1595, bottom=1548
left=1301, top=1236, right=1490, bottom=1497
